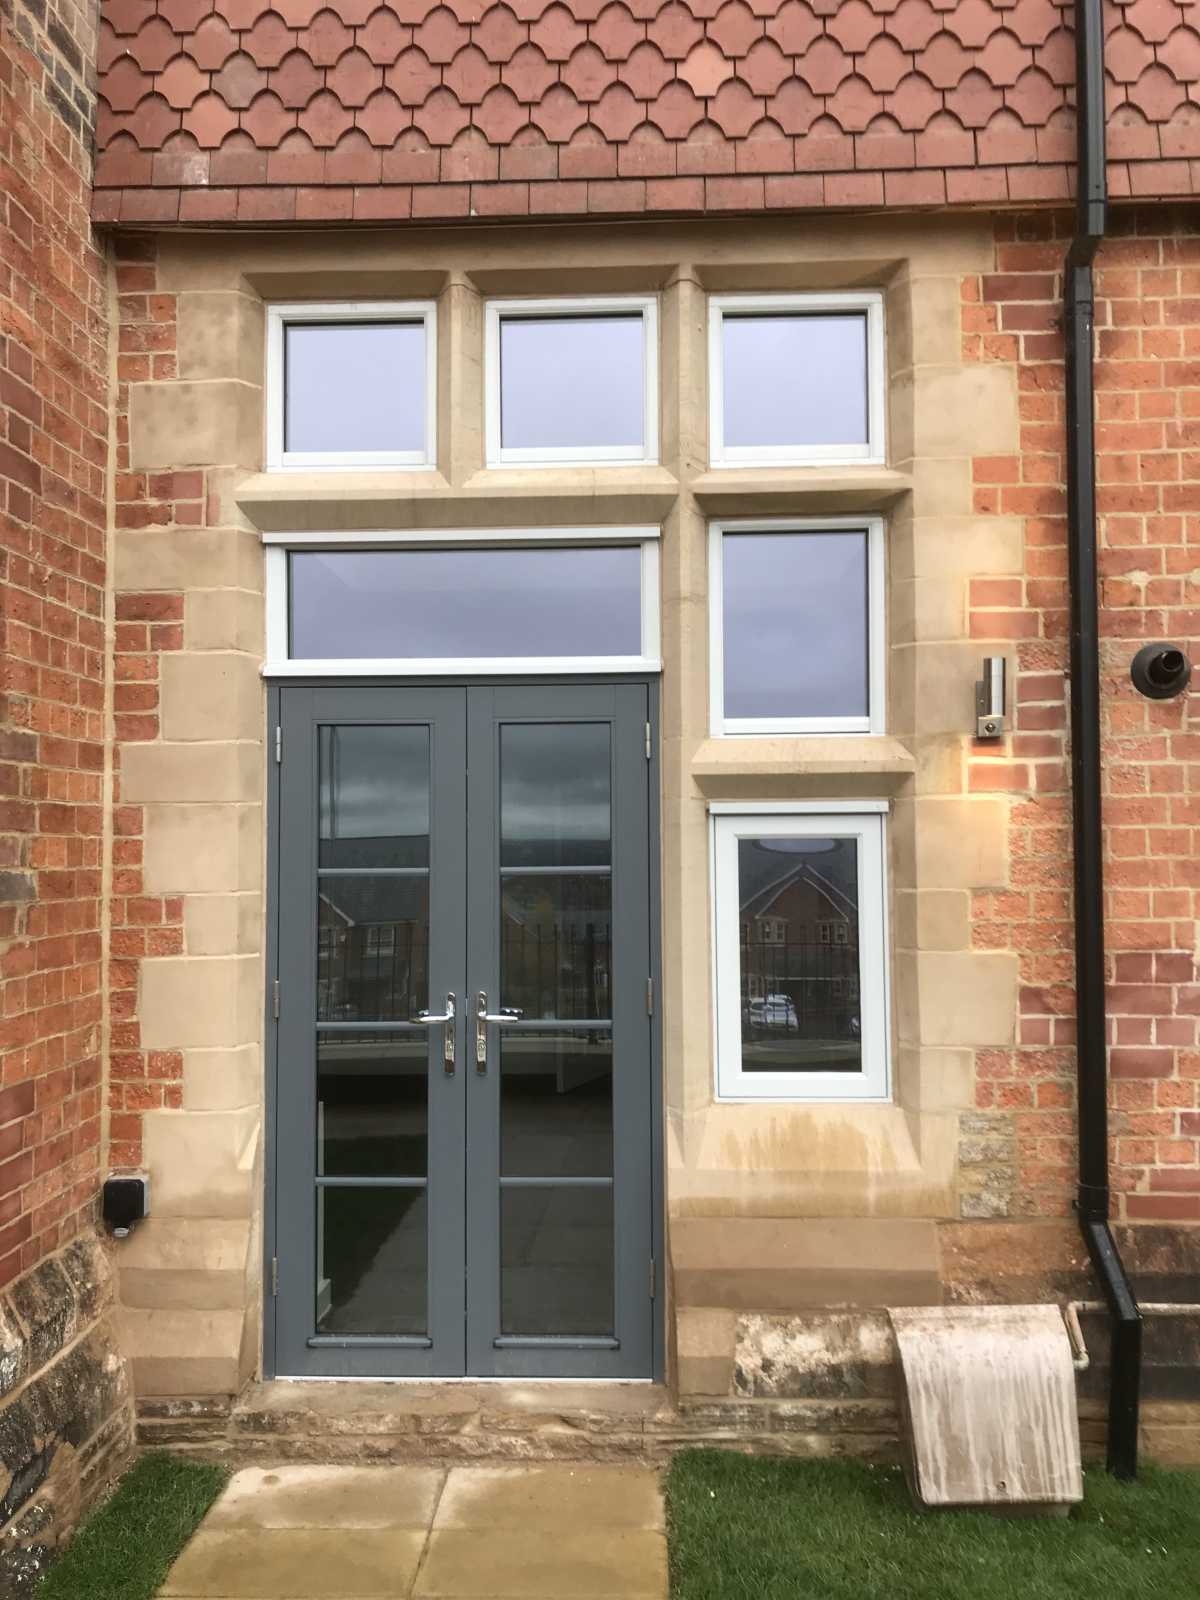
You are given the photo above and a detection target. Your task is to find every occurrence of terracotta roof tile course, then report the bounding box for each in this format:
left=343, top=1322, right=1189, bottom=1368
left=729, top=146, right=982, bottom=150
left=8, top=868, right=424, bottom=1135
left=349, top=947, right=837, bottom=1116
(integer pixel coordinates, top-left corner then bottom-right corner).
left=95, top=0, right=1200, bottom=219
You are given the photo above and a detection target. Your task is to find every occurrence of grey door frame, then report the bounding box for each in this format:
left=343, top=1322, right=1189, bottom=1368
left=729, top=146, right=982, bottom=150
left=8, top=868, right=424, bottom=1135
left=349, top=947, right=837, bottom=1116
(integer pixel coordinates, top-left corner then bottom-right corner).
left=263, top=676, right=664, bottom=1382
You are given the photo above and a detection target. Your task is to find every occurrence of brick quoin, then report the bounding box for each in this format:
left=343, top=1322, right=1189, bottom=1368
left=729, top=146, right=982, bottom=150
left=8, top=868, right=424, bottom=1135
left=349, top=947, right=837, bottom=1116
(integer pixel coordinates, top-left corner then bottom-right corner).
left=0, top=0, right=109, bottom=1284
left=964, top=206, right=1200, bottom=1225
left=107, top=240, right=188, bottom=1170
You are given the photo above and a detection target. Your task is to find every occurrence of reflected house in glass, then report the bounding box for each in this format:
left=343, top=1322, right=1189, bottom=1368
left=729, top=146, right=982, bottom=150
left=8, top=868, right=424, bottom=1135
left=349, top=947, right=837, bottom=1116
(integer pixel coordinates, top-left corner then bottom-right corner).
left=736, top=838, right=861, bottom=1073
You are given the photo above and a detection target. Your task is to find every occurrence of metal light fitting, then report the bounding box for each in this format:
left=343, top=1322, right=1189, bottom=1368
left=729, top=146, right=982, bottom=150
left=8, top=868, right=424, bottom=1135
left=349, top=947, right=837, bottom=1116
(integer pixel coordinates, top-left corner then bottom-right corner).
left=975, top=656, right=1007, bottom=739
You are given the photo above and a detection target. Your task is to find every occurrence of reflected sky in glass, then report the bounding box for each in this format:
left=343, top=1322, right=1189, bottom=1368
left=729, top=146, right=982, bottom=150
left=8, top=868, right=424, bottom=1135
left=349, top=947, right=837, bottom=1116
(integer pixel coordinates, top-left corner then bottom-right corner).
left=722, top=313, right=868, bottom=449
left=318, top=725, right=429, bottom=867
left=501, top=723, right=611, bottom=869
left=285, top=322, right=425, bottom=454
left=500, top=315, right=645, bottom=451
left=291, top=547, right=642, bottom=660
left=723, top=531, right=868, bottom=720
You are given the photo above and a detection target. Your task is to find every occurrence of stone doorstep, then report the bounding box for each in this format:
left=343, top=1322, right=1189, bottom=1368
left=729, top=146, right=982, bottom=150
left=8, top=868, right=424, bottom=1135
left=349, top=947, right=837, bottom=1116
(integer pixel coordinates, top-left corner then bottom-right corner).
left=136, top=1379, right=903, bottom=1465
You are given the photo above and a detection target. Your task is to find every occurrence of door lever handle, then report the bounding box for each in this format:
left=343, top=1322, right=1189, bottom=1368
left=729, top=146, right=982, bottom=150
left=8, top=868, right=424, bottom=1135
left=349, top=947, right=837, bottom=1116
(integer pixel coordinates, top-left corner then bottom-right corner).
left=415, top=992, right=455, bottom=1072
left=474, top=993, right=523, bottom=1073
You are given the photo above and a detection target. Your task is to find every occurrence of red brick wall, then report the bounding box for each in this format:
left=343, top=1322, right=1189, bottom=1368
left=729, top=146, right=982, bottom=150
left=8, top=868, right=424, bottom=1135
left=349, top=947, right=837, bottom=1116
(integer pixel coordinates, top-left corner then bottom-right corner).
left=964, top=206, right=1200, bottom=1226
left=0, top=0, right=109, bottom=1283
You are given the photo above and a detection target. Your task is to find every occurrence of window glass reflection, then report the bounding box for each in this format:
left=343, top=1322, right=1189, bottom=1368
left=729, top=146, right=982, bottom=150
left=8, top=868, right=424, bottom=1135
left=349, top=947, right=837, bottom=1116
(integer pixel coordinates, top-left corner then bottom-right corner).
left=500, top=315, right=645, bottom=452
left=317, top=1035, right=427, bottom=1178
left=722, top=313, right=868, bottom=450
left=501, top=723, right=611, bottom=869
left=501, top=1186, right=613, bottom=1336
left=285, top=322, right=426, bottom=455
left=292, top=548, right=642, bottom=661
left=317, top=877, right=429, bottom=1022
left=319, top=725, right=430, bottom=870
left=500, top=1030, right=613, bottom=1178
left=501, top=875, right=611, bottom=1021
left=316, top=1187, right=426, bottom=1336
left=737, top=835, right=862, bottom=1073
left=722, top=531, right=869, bottom=722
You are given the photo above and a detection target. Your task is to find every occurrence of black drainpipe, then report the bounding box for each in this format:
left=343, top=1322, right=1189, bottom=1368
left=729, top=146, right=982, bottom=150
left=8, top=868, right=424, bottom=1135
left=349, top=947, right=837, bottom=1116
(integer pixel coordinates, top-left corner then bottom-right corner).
left=1065, top=0, right=1143, bottom=1480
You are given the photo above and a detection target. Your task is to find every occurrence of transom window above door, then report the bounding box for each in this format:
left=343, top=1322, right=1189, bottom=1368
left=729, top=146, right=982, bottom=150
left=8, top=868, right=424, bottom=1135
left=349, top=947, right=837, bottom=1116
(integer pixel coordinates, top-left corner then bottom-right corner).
left=264, top=529, right=661, bottom=677
left=266, top=301, right=436, bottom=471
left=485, top=297, right=659, bottom=468
left=708, top=292, right=885, bottom=467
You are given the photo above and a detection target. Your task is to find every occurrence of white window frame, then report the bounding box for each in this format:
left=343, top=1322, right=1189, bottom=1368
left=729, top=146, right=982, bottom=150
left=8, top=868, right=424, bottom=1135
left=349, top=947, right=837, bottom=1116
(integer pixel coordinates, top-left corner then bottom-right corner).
left=265, top=300, right=437, bottom=472
left=708, top=291, right=886, bottom=468
left=708, top=516, right=886, bottom=737
left=485, top=295, right=659, bottom=469
left=262, top=526, right=661, bottom=678
left=710, top=802, right=891, bottom=1103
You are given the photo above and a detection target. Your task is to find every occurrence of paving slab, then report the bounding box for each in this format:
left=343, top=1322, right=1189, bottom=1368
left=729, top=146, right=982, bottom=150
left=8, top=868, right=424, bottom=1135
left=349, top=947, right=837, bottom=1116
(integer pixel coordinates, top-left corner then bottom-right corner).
left=158, top=1461, right=666, bottom=1600
left=205, top=1466, right=445, bottom=1530
left=161, top=1527, right=426, bottom=1598
left=413, top=1529, right=667, bottom=1598
left=434, top=1465, right=663, bottom=1531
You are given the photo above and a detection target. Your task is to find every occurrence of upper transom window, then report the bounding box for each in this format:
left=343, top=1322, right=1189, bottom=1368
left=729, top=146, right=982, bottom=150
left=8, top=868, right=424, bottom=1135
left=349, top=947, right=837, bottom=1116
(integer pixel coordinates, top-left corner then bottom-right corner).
left=709, top=517, right=885, bottom=737
left=266, top=301, right=436, bottom=471
left=708, top=292, right=885, bottom=468
left=485, top=297, right=659, bottom=469
left=263, top=529, right=661, bottom=677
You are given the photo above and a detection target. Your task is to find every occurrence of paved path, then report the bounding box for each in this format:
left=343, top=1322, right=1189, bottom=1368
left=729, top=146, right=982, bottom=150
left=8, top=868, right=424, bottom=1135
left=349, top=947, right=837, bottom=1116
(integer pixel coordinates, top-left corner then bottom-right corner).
left=160, top=1463, right=668, bottom=1599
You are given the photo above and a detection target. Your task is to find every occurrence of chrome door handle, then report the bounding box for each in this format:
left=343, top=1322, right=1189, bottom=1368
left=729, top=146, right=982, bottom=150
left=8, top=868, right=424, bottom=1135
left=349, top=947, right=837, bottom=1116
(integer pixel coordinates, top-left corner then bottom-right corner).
left=474, top=992, right=523, bottom=1073
left=415, top=992, right=455, bottom=1072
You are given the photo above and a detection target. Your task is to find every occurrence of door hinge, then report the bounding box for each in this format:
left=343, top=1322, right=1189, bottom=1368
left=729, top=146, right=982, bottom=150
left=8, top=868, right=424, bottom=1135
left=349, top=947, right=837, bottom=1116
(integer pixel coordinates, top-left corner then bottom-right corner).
left=272, top=978, right=280, bottom=1020
left=646, top=976, right=654, bottom=1016
left=270, top=1257, right=278, bottom=1297
left=274, top=725, right=281, bottom=764
left=645, top=720, right=652, bottom=760
left=649, top=1256, right=656, bottom=1299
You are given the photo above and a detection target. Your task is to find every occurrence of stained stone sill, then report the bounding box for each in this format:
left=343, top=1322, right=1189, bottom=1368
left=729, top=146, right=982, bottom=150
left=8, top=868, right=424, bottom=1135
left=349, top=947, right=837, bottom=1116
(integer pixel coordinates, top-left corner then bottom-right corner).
left=691, top=736, right=914, bottom=800
left=691, top=467, right=912, bottom=516
left=237, top=468, right=680, bottom=535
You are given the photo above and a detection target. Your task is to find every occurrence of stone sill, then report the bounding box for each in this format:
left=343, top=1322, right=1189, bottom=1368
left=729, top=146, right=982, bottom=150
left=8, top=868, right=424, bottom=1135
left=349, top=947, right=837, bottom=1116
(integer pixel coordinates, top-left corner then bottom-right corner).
left=237, top=467, right=680, bottom=534
left=690, top=467, right=912, bottom=516
left=690, top=736, right=914, bottom=799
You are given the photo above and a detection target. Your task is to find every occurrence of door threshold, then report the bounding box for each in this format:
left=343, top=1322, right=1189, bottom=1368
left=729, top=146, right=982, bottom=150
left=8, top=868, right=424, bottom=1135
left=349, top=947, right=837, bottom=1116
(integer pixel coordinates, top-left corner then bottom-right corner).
left=272, top=1374, right=656, bottom=1385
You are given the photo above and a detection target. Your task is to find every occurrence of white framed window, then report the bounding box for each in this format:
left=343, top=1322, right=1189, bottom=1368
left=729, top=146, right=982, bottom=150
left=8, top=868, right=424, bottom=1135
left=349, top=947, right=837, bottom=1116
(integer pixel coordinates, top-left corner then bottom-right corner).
left=485, top=296, right=659, bottom=468
left=263, top=526, right=661, bottom=677
left=265, top=301, right=437, bottom=471
left=709, top=517, right=885, bottom=737
left=708, top=292, right=885, bottom=467
left=711, top=802, right=891, bottom=1102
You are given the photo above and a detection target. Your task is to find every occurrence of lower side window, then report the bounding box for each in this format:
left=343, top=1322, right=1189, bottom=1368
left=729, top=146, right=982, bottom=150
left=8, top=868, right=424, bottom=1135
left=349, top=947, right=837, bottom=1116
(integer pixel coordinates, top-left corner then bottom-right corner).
left=711, top=806, right=890, bottom=1101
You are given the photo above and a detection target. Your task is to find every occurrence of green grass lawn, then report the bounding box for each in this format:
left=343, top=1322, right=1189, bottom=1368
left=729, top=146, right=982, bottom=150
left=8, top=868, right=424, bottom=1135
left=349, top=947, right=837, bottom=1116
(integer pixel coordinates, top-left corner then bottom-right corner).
left=667, top=1450, right=1200, bottom=1600
left=38, top=1452, right=227, bottom=1600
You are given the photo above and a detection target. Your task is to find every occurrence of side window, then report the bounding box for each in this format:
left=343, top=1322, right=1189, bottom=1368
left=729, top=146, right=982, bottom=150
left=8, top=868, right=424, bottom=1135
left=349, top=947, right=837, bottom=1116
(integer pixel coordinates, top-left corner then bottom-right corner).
left=486, top=297, right=658, bottom=468
left=266, top=302, right=436, bottom=470
left=708, top=292, right=885, bottom=467
left=711, top=807, right=891, bottom=1102
left=709, top=519, right=885, bottom=736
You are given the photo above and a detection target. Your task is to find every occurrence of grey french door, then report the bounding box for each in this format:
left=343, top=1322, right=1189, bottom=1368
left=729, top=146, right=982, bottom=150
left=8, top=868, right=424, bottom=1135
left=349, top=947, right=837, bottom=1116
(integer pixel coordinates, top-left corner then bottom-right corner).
left=271, top=683, right=655, bottom=1378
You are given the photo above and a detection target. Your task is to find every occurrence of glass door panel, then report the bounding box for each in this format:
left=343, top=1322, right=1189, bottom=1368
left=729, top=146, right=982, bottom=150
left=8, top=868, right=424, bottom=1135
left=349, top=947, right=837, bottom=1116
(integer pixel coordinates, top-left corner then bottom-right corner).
left=466, top=684, right=653, bottom=1379
left=274, top=687, right=467, bottom=1379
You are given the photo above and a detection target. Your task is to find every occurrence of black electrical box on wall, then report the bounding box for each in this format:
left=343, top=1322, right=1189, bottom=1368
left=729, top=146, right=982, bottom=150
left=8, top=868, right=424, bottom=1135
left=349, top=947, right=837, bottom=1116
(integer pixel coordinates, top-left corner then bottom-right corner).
left=103, top=1174, right=149, bottom=1237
